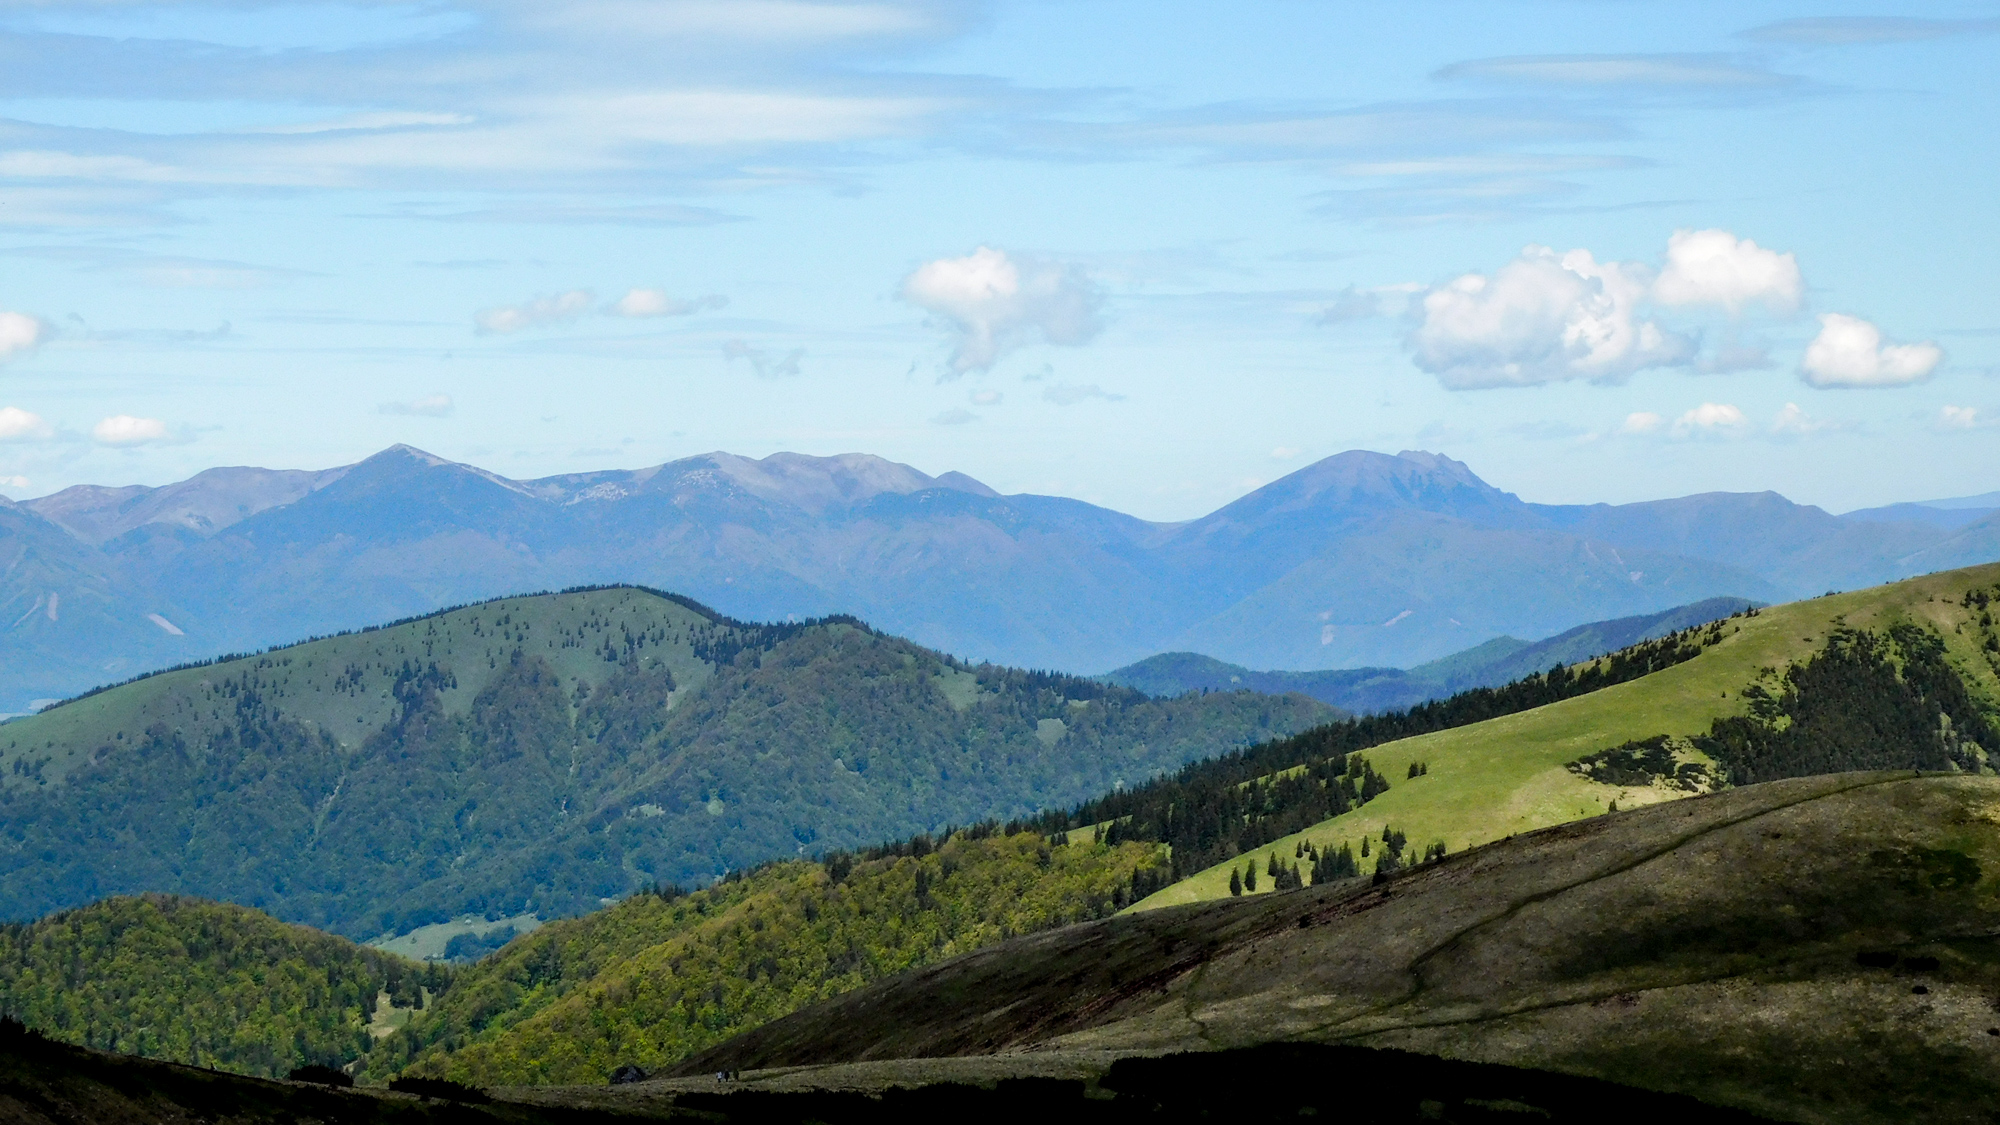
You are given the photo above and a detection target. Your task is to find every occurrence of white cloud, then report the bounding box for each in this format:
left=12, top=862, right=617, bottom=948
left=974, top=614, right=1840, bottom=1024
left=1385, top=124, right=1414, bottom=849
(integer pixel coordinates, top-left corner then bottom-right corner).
left=1939, top=405, right=1982, bottom=430
left=1800, top=313, right=1941, bottom=388
left=1771, top=402, right=1830, bottom=436
left=722, top=339, right=802, bottom=378
left=1410, top=245, right=1692, bottom=388
left=0, top=406, right=53, bottom=442
left=901, top=247, right=1103, bottom=374
left=0, top=474, right=27, bottom=491
left=1653, top=229, right=1802, bottom=313
left=1671, top=402, right=1748, bottom=437
left=1620, top=411, right=1665, bottom=434
left=1271, top=446, right=1301, bottom=459
left=476, top=290, right=594, bottom=334
left=93, top=414, right=171, bottom=446
left=1043, top=383, right=1125, bottom=406
left=969, top=390, right=1003, bottom=406
left=0, top=312, right=43, bottom=362
left=930, top=407, right=977, bottom=425
left=379, top=394, right=454, bottom=417
left=609, top=289, right=728, bottom=318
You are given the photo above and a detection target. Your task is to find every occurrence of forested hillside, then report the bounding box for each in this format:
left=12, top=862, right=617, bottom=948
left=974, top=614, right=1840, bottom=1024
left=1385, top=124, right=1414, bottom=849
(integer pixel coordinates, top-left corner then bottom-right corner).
left=0, top=586, right=1328, bottom=939
left=365, top=828, right=1167, bottom=1086
left=0, top=895, right=443, bottom=1078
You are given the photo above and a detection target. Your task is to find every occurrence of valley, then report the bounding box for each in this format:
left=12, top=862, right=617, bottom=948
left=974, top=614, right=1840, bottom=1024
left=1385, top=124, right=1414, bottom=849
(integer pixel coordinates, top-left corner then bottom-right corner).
left=3, top=562, right=1996, bottom=1122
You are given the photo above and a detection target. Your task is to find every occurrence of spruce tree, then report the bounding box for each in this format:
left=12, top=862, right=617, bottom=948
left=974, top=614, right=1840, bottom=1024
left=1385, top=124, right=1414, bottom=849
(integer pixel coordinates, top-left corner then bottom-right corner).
left=1230, top=869, right=1242, bottom=896
left=1245, top=863, right=1258, bottom=893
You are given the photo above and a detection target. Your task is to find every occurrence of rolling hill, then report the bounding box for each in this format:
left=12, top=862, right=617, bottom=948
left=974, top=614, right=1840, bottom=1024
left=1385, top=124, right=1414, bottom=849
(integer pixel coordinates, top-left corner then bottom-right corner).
left=1128, top=562, right=2000, bottom=909
left=0, top=586, right=1330, bottom=939
left=674, top=771, right=2000, bottom=1125
left=6, top=445, right=1992, bottom=710
left=0, top=895, right=442, bottom=1079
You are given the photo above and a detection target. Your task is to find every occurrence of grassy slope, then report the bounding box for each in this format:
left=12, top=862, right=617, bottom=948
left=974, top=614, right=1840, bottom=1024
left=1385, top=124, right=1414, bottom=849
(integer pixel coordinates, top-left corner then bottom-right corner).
left=1139, top=561, right=2000, bottom=910
left=672, top=773, right=2000, bottom=1125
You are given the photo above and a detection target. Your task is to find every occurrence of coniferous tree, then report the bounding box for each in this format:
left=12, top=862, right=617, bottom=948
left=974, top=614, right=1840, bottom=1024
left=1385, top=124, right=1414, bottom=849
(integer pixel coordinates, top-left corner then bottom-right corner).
left=1244, top=863, right=1258, bottom=893
left=1229, top=869, right=1242, bottom=896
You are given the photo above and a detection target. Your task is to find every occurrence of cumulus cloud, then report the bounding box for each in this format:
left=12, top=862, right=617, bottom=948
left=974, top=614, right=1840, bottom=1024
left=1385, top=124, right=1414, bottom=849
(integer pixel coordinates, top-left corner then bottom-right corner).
left=92, top=414, right=171, bottom=446
left=0, top=312, right=44, bottom=362
left=1800, top=313, right=1942, bottom=388
left=1043, top=383, right=1124, bottom=405
left=0, top=474, right=27, bottom=491
left=1939, top=405, right=1983, bottom=430
left=1410, top=245, right=1692, bottom=388
left=476, top=290, right=593, bottom=334
left=723, top=339, right=802, bottom=378
left=609, top=289, right=727, bottom=317
left=1671, top=402, right=1748, bottom=437
left=1621, top=411, right=1665, bottom=434
left=930, top=407, right=977, bottom=425
left=1653, top=229, right=1802, bottom=312
left=379, top=394, right=454, bottom=417
left=900, top=246, right=1103, bottom=374
left=0, top=406, right=53, bottom=442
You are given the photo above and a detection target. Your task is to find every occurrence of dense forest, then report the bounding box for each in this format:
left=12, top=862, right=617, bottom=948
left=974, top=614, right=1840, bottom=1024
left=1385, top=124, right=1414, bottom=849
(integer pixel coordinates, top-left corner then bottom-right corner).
left=0, top=589, right=1327, bottom=938
left=0, top=895, right=445, bottom=1078
left=1563, top=605, right=2000, bottom=790
left=1704, top=620, right=1998, bottom=784
left=365, top=828, right=1167, bottom=1086
left=1019, top=618, right=1739, bottom=879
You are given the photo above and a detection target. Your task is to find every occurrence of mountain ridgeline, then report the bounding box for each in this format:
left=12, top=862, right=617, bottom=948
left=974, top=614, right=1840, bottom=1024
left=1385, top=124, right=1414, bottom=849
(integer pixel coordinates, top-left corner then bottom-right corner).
left=0, top=587, right=1332, bottom=939
left=6, top=444, right=1996, bottom=710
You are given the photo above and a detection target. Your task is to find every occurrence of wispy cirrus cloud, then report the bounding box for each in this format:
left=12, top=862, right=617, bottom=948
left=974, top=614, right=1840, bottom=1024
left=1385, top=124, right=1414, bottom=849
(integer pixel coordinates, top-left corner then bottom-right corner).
left=1742, top=17, right=2000, bottom=45
left=1435, top=54, right=1789, bottom=89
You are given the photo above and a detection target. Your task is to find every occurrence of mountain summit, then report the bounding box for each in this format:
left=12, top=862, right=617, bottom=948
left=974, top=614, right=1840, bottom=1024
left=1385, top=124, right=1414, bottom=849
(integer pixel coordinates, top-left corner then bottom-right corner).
left=2, top=446, right=1993, bottom=708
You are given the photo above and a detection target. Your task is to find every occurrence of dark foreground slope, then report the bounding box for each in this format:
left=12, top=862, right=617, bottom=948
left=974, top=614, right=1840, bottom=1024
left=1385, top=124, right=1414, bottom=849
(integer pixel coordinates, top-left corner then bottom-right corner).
left=0, top=1019, right=1767, bottom=1125
left=0, top=586, right=1328, bottom=938
left=677, top=773, right=2000, bottom=1125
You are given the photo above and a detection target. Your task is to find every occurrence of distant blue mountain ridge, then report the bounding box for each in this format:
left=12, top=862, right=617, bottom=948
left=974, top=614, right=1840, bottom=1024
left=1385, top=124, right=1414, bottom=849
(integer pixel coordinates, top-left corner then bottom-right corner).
left=1099, top=596, right=1760, bottom=715
left=1, top=445, right=1994, bottom=710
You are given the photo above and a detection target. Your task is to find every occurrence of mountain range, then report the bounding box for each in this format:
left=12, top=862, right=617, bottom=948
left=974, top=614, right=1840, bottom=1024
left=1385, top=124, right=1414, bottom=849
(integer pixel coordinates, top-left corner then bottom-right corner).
left=4, top=444, right=1995, bottom=711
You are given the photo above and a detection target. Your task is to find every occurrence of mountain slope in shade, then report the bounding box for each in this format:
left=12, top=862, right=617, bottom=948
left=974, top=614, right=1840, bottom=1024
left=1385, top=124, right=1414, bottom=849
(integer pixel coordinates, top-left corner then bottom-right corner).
left=2, top=445, right=1986, bottom=708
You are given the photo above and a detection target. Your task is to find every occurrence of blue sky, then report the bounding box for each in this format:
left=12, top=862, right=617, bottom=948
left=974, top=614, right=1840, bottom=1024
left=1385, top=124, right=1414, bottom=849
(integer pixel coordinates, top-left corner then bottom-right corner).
left=0, top=0, right=1994, bottom=519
